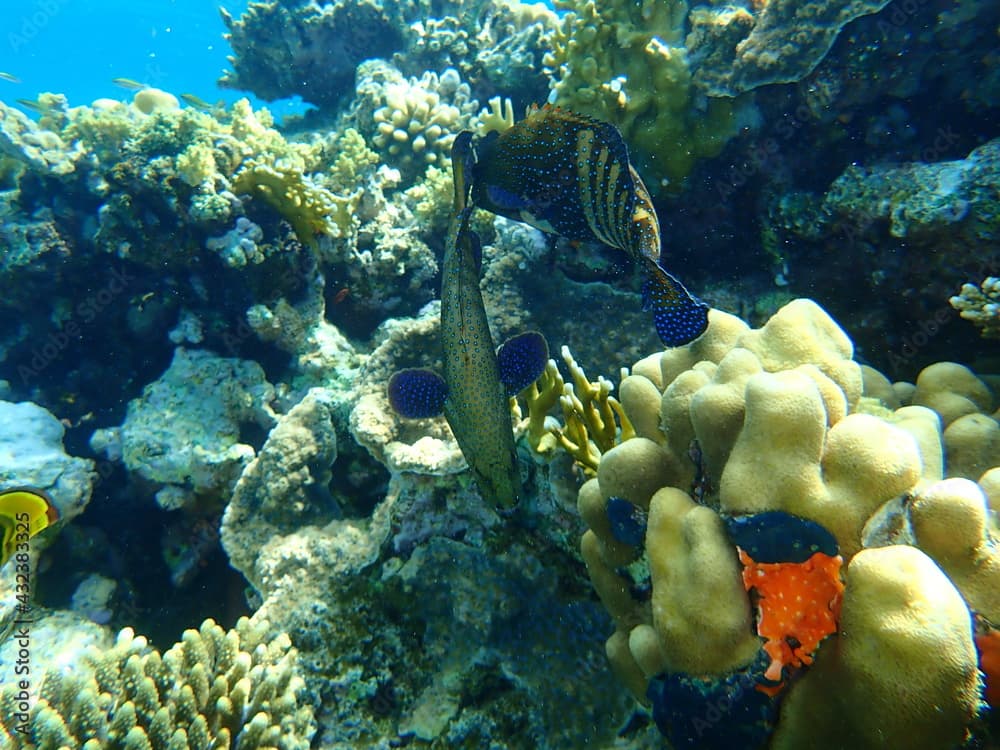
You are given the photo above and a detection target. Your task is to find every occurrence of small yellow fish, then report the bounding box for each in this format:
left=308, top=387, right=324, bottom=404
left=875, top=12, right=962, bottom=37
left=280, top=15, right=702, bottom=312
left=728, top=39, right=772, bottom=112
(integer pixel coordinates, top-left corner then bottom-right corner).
left=179, top=93, right=214, bottom=111
left=0, top=488, right=59, bottom=566
left=112, top=77, right=147, bottom=91
left=0, top=72, right=21, bottom=84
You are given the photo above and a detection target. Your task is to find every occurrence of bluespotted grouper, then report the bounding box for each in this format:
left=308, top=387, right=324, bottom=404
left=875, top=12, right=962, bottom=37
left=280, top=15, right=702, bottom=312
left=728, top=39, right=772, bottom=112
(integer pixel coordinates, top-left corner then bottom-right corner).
left=388, top=133, right=548, bottom=508
left=463, top=104, right=709, bottom=347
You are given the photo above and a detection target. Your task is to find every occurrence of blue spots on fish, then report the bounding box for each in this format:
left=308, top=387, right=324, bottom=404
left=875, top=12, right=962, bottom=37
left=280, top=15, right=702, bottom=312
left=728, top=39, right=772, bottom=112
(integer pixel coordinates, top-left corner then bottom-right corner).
left=647, top=649, right=777, bottom=750
left=723, top=511, right=839, bottom=564
left=606, top=496, right=647, bottom=546
left=485, top=183, right=532, bottom=213
left=496, top=331, right=549, bottom=396
left=640, top=261, right=710, bottom=347
left=387, top=368, right=447, bottom=419
left=460, top=105, right=708, bottom=347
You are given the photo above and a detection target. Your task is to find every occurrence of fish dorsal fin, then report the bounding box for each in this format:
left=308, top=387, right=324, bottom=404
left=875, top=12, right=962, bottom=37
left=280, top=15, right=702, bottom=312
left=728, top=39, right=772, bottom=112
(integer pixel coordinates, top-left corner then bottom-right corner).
left=496, top=331, right=549, bottom=395
left=387, top=368, right=448, bottom=419
left=451, top=131, right=476, bottom=212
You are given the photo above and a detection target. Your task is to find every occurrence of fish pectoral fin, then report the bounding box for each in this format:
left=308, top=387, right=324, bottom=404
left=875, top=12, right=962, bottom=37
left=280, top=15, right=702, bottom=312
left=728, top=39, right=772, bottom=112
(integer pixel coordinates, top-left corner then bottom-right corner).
left=496, top=331, right=549, bottom=396
left=639, top=259, right=710, bottom=347
left=387, top=368, right=448, bottom=419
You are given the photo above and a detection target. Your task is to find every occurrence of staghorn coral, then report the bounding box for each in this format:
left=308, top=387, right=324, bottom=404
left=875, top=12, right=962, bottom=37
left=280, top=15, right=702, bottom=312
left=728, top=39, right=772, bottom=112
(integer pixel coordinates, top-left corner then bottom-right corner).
left=0, top=617, right=315, bottom=749
left=951, top=276, right=1000, bottom=339
left=576, top=299, right=995, bottom=749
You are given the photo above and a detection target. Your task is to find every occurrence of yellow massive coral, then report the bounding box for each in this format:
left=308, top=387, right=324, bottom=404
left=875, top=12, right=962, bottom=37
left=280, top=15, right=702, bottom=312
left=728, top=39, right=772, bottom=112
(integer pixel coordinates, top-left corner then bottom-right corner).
left=578, top=299, right=996, bottom=749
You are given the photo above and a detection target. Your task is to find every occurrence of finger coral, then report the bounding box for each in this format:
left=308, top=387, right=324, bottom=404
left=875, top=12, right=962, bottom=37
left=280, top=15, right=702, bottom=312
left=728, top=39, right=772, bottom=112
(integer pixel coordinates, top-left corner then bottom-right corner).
left=0, top=617, right=315, bottom=749
left=577, top=298, right=994, bottom=749
left=369, top=68, right=479, bottom=177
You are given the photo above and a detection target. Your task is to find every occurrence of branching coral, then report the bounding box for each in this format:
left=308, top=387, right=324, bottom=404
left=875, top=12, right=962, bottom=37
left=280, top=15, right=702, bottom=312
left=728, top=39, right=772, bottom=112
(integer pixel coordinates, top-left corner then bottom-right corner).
left=0, top=617, right=315, bottom=749
left=951, top=277, right=1000, bottom=339
left=518, top=345, right=634, bottom=475
left=543, top=0, right=739, bottom=189
left=370, top=68, right=479, bottom=176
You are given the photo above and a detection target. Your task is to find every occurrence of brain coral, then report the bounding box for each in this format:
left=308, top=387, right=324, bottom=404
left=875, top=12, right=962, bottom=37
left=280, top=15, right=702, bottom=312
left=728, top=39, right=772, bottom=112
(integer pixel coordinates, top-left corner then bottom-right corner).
left=577, top=298, right=996, bottom=749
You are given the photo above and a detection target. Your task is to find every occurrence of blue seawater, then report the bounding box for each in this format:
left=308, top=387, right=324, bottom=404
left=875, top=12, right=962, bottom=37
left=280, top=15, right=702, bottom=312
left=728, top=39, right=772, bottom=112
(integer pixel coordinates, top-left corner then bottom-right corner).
left=1, top=0, right=305, bottom=118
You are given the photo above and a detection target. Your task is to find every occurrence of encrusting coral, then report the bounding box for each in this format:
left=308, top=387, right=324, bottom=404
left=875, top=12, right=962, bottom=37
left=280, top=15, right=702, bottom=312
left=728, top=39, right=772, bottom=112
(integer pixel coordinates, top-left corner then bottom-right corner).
left=0, top=617, right=315, bottom=749
left=575, top=298, right=995, bottom=749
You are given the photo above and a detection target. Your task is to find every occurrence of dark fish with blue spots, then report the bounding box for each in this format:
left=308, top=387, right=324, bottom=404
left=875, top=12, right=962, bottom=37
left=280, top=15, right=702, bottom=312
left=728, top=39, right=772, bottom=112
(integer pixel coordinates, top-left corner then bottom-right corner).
left=606, top=496, right=647, bottom=547
left=388, top=134, right=548, bottom=507
left=461, top=105, right=709, bottom=347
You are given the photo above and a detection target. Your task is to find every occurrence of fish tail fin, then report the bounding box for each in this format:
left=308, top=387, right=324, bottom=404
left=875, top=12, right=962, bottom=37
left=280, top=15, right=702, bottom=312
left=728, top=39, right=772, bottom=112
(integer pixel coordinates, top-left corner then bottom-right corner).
left=640, top=259, right=710, bottom=347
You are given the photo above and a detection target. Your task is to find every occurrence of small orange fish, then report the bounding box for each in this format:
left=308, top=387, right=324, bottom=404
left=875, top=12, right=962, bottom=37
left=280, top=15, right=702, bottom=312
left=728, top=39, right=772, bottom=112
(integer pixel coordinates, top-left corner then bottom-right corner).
left=333, top=287, right=350, bottom=304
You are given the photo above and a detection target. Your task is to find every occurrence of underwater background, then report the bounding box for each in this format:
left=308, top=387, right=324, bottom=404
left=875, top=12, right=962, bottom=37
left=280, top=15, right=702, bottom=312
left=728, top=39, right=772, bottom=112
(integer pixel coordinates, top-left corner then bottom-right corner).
left=0, top=0, right=999, bottom=747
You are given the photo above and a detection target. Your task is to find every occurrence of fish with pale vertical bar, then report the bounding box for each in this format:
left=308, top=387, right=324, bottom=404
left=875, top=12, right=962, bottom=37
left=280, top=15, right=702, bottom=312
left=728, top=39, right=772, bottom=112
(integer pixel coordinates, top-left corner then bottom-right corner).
left=459, top=105, right=709, bottom=347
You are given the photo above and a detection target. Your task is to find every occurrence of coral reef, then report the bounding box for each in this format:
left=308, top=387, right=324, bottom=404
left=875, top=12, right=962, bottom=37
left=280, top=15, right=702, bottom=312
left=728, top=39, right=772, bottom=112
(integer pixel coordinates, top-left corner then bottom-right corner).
left=0, top=615, right=316, bottom=749
left=687, top=0, right=893, bottom=97
left=220, top=388, right=340, bottom=581
left=0, top=400, right=94, bottom=524
left=219, top=0, right=403, bottom=109
left=90, top=348, right=276, bottom=511
left=218, top=0, right=557, bottom=109
left=369, top=68, right=479, bottom=177
left=823, top=137, right=999, bottom=245
left=577, top=299, right=995, bottom=748
left=543, top=0, right=740, bottom=190
left=764, top=137, right=1000, bottom=370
